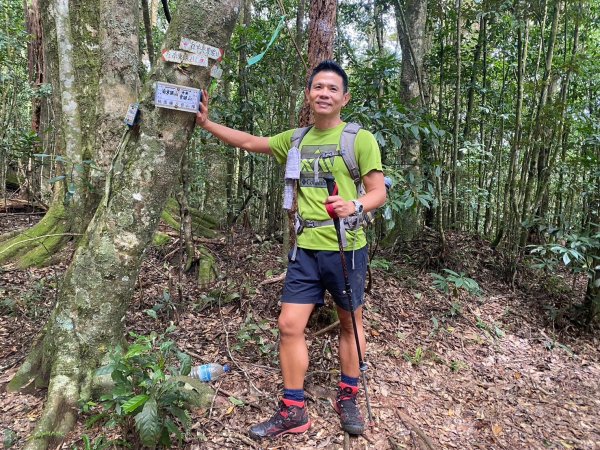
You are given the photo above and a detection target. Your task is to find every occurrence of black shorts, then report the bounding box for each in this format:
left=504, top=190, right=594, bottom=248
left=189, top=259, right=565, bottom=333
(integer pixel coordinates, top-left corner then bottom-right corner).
left=282, top=247, right=368, bottom=312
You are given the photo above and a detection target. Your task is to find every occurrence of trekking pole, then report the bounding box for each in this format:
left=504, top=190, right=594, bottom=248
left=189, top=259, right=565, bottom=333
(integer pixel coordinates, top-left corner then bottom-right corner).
left=324, top=175, right=374, bottom=426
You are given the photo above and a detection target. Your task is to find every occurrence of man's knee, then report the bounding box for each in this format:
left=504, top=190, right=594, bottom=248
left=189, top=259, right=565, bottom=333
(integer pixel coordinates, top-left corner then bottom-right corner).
left=278, top=309, right=309, bottom=338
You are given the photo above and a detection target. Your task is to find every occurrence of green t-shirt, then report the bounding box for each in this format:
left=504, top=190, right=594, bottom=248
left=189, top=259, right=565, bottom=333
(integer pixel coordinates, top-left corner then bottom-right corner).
left=269, top=122, right=383, bottom=251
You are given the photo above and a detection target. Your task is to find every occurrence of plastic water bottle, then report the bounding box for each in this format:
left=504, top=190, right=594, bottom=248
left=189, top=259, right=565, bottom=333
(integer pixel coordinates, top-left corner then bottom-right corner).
left=189, top=363, right=230, bottom=382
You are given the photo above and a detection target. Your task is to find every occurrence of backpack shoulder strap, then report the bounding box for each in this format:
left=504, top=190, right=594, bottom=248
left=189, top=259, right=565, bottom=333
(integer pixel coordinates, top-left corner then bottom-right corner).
left=340, top=122, right=362, bottom=185
left=291, top=126, right=312, bottom=148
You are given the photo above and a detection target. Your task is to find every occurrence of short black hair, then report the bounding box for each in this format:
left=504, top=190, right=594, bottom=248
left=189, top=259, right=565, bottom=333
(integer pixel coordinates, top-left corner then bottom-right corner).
left=307, top=60, right=349, bottom=93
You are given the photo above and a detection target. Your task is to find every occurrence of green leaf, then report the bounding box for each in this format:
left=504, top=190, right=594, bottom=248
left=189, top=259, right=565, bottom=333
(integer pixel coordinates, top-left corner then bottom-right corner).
left=410, top=125, right=419, bottom=139
left=122, top=394, right=149, bottom=414
left=125, top=343, right=149, bottom=359
left=177, top=352, right=192, bottom=376
left=168, top=405, right=191, bottom=428
left=95, top=364, right=115, bottom=376
left=562, top=252, right=571, bottom=266
left=48, top=175, right=66, bottom=183
left=144, top=309, right=158, bottom=319
left=229, top=396, right=245, bottom=406
left=134, top=398, right=160, bottom=447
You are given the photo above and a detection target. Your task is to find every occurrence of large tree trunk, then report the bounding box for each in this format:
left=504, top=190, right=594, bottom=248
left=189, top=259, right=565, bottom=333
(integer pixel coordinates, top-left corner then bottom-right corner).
left=7, top=0, right=240, bottom=448
left=0, top=0, right=139, bottom=267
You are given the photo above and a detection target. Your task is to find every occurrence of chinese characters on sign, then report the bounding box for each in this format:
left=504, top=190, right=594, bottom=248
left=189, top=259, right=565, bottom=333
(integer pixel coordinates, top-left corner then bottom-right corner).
left=179, top=38, right=222, bottom=60
left=162, top=49, right=209, bottom=67
left=154, top=82, right=201, bottom=113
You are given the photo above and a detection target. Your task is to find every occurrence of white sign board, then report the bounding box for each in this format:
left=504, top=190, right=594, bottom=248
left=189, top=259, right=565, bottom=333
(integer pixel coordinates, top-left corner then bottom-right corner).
left=180, top=37, right=222, bottom=60
left=210, top=65, right=223, bottom=79
left=154, top=82, right=201, bottom=113
left=162, top=49, right=209, bottom=67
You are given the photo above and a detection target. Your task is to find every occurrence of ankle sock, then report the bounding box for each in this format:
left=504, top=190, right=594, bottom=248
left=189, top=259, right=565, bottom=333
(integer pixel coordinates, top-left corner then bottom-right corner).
left=283, top=388, right=305, bottom=404
left=340, top=373, right=359, bottom=387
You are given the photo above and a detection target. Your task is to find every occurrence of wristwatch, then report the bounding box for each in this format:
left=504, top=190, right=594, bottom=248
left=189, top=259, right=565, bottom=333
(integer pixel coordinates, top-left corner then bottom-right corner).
left=351, top=199, right=364, bottom=215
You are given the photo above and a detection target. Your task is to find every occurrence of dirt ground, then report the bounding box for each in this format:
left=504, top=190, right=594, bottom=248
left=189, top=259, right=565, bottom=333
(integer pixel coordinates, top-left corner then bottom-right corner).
left=1, top=213, right=599, bottom=450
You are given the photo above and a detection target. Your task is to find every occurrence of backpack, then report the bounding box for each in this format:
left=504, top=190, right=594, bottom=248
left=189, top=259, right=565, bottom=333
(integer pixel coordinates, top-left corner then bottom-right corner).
left=285, top=122, right=375, bottom=261
left=291, top=122, right=366, bottom=204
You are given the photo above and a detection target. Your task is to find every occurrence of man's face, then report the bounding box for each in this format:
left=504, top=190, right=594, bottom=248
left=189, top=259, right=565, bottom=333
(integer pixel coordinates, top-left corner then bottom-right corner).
left=306, top=71, right=350, bottom=118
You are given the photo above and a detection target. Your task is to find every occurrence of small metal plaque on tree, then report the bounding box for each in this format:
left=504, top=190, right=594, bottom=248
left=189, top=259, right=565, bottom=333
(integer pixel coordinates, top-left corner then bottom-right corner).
left=154, top=82, right=201, bottom=113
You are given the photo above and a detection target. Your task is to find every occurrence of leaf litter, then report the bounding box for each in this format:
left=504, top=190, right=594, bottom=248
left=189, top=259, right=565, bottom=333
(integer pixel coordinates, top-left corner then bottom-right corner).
left=0, top=218, right=598, bottom=449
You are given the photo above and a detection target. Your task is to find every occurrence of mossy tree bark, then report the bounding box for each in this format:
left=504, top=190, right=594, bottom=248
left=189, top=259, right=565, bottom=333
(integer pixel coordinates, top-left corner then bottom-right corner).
left=0, top=0, right=140, bottom=268
left=7, top=1, right=240, bottom=449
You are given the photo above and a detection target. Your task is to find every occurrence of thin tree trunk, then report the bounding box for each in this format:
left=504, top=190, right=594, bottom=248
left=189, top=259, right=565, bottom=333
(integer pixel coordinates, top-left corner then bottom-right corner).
left=492, top=8, right=528, bottom=249
left=450, top=0, right=461, bottom=228
left=284, top=0, right=306, bottom=259
left=141, top=0, right=155, bottom=67
left=390, top=0, right=429, bottom=243
left=519, top=0, right=561, bottom=246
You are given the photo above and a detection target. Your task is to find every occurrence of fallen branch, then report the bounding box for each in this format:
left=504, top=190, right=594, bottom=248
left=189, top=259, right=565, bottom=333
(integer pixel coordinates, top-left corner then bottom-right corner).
left=258, top=271, right=287, bottom=287
left=396, top=409, right=436, bottom=450
left=314, top=320, right=340, bottom=336
left=222, top=431, right=259, bottom=449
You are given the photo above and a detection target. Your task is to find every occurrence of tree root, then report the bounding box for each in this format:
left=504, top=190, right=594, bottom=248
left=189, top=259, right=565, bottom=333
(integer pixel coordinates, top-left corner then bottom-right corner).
left=7, top=324, right=48, bottom=392
left=24, top=373, right=80, bottom=450
left=0, top=202, right=73, bottom=268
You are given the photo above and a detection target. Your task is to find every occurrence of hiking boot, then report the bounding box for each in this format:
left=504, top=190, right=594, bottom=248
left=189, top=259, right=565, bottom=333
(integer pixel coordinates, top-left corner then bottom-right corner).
left=249, top=399, right=311, bottom=440
left=333, top=384, right=364, bottom=435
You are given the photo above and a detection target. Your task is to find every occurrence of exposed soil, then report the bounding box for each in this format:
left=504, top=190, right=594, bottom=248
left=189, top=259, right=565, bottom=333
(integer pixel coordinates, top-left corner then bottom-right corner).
left=1, top=214, right=599, bottom=450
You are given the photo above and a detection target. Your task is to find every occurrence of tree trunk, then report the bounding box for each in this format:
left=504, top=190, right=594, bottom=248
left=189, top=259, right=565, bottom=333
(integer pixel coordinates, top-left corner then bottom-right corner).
left=519, top=0, right=561, bottom=246
left=450, top=0, right=461, bottom=228
left=492, top=8, right=528, bottom=250
left=141, top=0, right=156, bottom=67
left=7, top=1, right=240, bottom=449
left=0, top=0, right=140, bottom=267
left=283, top=0, right=306, bottom=259
left=391, top=0, right=428, bottom=242
left=298, top=0, right=336, bottom=126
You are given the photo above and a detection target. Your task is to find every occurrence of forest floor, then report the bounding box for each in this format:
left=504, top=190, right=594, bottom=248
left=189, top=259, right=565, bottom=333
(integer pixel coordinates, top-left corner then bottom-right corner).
left=0, top=213, right=599, bottom=450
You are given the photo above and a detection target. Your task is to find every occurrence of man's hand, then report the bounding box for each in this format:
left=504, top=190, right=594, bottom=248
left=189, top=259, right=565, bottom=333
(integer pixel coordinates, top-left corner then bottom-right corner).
left=195, top=89, right=209, bottom=127
left=325, top=195, right=355, bottom=218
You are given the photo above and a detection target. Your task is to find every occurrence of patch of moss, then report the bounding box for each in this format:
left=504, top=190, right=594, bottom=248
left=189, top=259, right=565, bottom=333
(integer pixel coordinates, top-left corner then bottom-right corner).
left=152, top=231, right=171, bottom=247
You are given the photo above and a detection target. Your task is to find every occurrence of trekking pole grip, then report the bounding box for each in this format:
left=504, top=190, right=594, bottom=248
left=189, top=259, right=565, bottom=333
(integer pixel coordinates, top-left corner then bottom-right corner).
left=324, top=175, right=336, bottom=196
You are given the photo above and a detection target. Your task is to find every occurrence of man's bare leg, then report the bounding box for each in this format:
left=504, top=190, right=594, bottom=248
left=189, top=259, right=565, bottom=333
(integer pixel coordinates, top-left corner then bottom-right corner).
left=278, top=303, right=315, bottom=388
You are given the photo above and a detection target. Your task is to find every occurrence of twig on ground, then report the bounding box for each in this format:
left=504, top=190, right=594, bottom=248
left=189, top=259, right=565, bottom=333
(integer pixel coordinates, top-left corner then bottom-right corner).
left=214, top=387, right=263, bottom=410
left=344, top=432, right=350, bottom=450
left=208, top=378, right=223, bottom=418
left=257, top=271, right=287, bottom=287
left=222, top=431, right=260, bottom=448
left=314, top=320, right=340, bottom=336
left=388, top=437, right=406, bottom=449
left=396, top=409, right=436, bottom=450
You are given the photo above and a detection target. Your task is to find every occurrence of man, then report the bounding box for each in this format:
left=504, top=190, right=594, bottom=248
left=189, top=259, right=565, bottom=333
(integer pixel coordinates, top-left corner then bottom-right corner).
left=195, top=60, right=386, bottom=439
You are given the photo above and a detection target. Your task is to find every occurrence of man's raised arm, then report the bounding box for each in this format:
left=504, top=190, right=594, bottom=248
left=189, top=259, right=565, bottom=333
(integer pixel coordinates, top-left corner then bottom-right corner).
left=195, top=89, right=272, bottom=155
